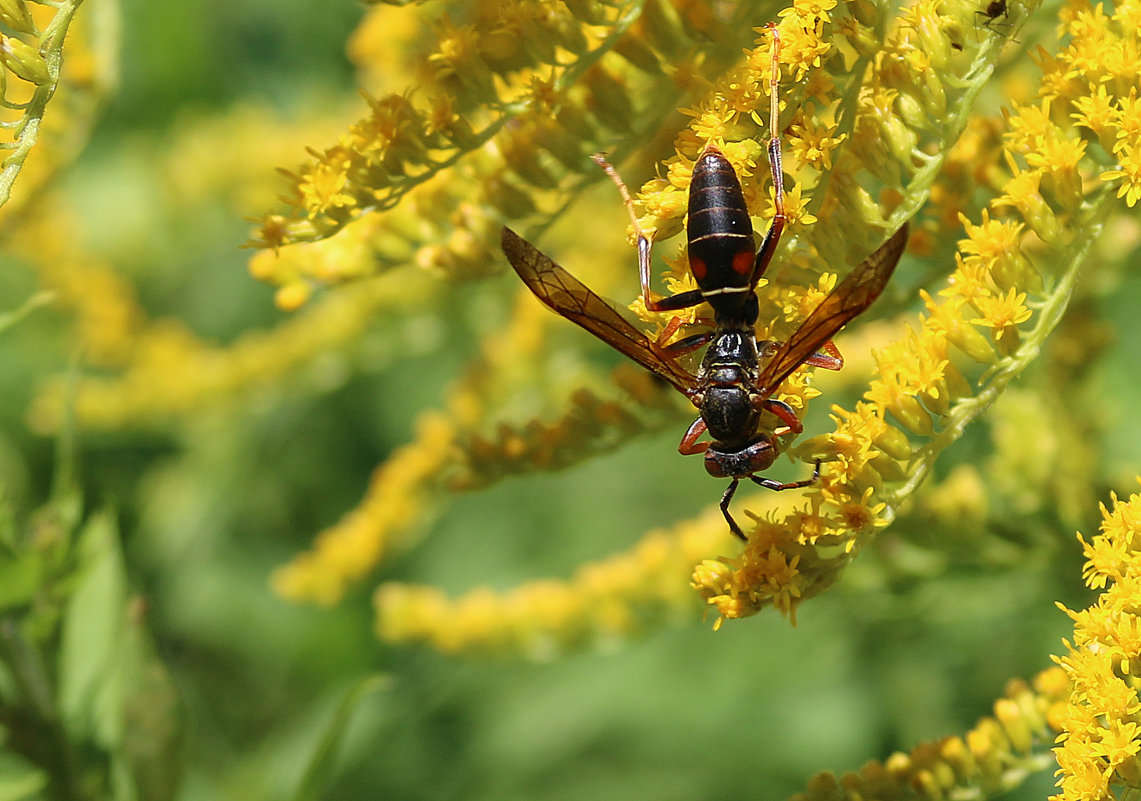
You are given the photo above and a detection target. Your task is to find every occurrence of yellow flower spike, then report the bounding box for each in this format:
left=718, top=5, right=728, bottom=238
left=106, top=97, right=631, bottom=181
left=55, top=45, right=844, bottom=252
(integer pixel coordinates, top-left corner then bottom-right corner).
left=970, top=287, right=1033, bottom=356
left=28, top=268, right=440, bottom=433
left=793, top=670, right=1067, bottom=801
left=994, top=155, right=1065, bottom=246
left=275, top=410, right=459, bottom=606
left=1052, top=485, right=1141, bottom=800
left=0, top=32, right=48, bottom=85
left=262, top=0, right=1141, bottom=660
left=249, top=1, right=808, bottom=286
left=451, top=371, right=679, bottom=490
left=0, top=0, right=87, bottom=211
left=0, top=0, right=35, bottom=36
left=376, top=511, right=728, bottom=655
left=865, top=366, right=936, bottom=437
left=1100, top=140, right=1141, bottom=207
left=922, top=292, right=999, bottom=365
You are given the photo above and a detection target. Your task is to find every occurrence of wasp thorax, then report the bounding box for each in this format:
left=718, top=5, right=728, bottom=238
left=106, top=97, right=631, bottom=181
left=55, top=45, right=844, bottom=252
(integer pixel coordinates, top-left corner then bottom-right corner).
left=700, top=385, right=758, bottom=445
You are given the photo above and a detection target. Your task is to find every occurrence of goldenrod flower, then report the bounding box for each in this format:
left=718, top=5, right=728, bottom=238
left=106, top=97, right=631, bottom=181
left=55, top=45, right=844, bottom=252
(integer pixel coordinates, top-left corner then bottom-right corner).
left=296, top=153, right=357, bottom=218
left=971, top=288, right=1033, bottom=353
left=1053, top=484, right=1141, bottom=801
left=792, top=669, right=1069, bottom=800
left=1100, top=142, right=1141, bottom=207
left=0, top=0, right=91, bottom=211
left=42, top=0, right=1124, bottom=659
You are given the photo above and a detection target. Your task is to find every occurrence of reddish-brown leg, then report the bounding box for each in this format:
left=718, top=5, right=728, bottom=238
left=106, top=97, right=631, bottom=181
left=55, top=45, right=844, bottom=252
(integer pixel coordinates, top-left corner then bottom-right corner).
left=592, top=154, right=707, bottom=314
left=759, top=397, right=804, bottom=434
left=749, top=23, right=788, bottom=289
left=678, top=417, right=710, bottom=455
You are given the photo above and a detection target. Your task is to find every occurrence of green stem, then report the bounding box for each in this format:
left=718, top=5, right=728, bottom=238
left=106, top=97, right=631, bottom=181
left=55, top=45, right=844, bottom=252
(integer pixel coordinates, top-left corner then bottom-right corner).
left=0, top=0, right=87, bottom=209
left=882, top=187, right=1114, bottom=513
left=0, top=617, right=86, bottom=801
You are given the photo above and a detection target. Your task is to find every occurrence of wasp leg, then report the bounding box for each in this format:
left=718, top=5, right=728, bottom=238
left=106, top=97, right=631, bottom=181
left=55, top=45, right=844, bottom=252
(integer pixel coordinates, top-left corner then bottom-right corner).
left=719, top=478, right=747, bottom=541
left=593, top=153, right=709, bottom=314
left=678, top=417, right=710, bottom=456
left=759, top=397, right=804, bottom=434
left=748, top=458, right=821, bottom=492
left=654, top=315, right=713, bottom=356
left=750, top=23, right=787, bottom=288
left=660, top=330, right=712, bottom=357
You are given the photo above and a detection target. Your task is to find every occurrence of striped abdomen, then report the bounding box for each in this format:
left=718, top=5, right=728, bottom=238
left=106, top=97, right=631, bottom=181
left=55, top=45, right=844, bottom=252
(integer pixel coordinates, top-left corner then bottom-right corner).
left=686, top=148, right=757, bottom=322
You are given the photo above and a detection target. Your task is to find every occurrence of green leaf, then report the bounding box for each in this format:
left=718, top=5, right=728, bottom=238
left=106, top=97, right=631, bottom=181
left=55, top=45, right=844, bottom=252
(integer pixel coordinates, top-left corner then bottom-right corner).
left=0, top=551, right=43, bottom=612
left=0, top=292, right=53, bottom=336
left=57, top=510, right=130, bottom=750
left=0, top=752, right=47, bottom=801
left=291, top=675, right=389, bottom=801
left=120, top=634, right=183, bottom=801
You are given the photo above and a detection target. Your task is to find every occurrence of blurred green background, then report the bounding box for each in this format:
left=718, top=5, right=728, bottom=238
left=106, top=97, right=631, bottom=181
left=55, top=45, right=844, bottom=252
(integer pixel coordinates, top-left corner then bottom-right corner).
left=0, top=0, right=1118, bottom=799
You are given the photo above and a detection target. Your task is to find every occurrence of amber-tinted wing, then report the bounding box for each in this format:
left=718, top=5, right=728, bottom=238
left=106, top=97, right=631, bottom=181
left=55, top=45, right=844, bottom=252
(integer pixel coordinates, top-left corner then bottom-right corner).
left=757, top=223, right=909, bottom=395
left=502, top=227, right=697, bottom=394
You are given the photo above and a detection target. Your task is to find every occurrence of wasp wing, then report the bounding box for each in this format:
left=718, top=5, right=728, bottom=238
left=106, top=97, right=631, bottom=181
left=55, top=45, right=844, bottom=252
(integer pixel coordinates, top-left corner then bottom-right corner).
left=757, top=223, right=909, bottom=395
left=502, top=227, right=697, bottom=394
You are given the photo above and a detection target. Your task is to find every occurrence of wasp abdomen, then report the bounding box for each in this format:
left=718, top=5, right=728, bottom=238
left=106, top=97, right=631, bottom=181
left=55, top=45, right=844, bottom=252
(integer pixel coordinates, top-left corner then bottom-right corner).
left=686, top=149, right=757, bottom=313
left=688, top=151, right=753, bottom=243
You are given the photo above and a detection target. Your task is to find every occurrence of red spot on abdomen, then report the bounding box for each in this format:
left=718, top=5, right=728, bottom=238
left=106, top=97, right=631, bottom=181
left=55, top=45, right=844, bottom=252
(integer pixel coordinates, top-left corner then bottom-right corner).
left=732, top=249, right=753, bottom=275
left=690, top=256, right=707, bottom=281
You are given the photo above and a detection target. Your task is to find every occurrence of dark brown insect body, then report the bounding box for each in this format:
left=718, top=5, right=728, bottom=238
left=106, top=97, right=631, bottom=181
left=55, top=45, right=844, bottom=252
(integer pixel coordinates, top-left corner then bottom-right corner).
left=686, top=149, right=762, bottom=324
left=501, top=26, right=909, bottom=540
left=976, top=0, right=1014, bottom=36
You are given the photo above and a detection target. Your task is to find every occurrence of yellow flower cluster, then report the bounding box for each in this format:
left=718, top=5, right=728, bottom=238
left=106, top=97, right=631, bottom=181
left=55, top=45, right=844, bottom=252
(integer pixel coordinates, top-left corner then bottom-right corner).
left=797, top=668, right=1068, bottom=800
left=28, top=275, right=432, bottom=433
left=684, top=3, right=965, bottom=621
left=250, top=168, right=505, bottom=310
left=275, top=0, right=1007, bottom=642
left=693, top=0, right=1140, bottom=626
left=374, top=510, right=726, bottom=656
left=454, top=363, right=682, bottom=491
left=1053, top=484, right=1141, bottom=801
left=0, top=0, right=100, bottom=214
left=247, top=1, right=785, bottom=305
left=273, top=292, right=552, bottom=605
left=271, top=0, right=1141, bottom=655
left=274, top=411, right=460, bottom=606
left=273, top=279, right=688, bottom=608
left=21, top=100, right=442, bottom=433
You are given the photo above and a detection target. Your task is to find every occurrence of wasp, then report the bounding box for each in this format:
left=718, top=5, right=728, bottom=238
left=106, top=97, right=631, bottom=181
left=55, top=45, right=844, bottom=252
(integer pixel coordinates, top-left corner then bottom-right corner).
left=502, top=25, right=908, bottom=540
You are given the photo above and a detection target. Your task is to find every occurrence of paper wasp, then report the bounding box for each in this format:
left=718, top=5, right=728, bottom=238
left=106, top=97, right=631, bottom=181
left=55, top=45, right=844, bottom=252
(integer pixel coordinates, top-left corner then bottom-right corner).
left=502, top=25, right=908, bottom=540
